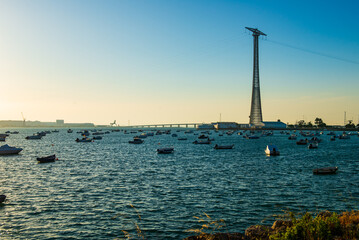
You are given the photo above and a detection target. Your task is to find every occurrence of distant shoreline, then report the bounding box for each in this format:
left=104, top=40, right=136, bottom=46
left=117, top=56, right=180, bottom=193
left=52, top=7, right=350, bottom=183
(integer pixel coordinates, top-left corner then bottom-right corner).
left=0, top=125, right=357, bottom=132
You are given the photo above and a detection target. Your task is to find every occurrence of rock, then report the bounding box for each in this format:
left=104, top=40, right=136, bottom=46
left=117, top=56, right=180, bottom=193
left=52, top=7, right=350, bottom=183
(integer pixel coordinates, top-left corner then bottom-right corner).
left=245, top=225, right=272, bottom=240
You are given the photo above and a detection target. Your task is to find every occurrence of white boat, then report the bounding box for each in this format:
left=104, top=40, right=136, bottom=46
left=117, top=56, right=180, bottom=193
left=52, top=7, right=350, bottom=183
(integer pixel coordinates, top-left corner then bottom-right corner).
left=157, top=147, right=174, bottom=154
left=265, top=145, right=280, bottom=156
left=0, top=144, right=23, bottom=155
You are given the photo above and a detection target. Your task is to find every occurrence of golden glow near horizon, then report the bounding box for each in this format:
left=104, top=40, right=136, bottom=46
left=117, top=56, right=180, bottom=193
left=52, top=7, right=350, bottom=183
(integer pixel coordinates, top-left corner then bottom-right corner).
left=1, top=1, right=358, bottom=126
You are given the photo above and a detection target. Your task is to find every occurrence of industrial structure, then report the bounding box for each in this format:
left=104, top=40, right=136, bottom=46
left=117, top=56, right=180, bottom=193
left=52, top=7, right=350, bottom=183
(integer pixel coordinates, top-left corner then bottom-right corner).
left=246, top=27, right=266, bottom=127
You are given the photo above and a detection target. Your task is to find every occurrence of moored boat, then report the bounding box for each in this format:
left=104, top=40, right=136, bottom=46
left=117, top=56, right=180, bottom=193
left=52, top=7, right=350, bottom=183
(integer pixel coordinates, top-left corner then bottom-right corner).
left=0, top=144, right=23, bottom=155
left=338, top=133, right=350, bottom=139
left=244, top=134, right=260, bottom=139
left=214, top=144, right=234, bottom=149
left=193, top=140, right=211, bottom=144
left=37, top=155, right=57, bottom=163
left=75, top=137, right=93, bottom=142
left=296, top=139, right=307, bottom=145
left=265, top=145, right=280, bottom=156
left=25, top=135, right=42, bottom=140
left=313, top=167, right=338, bottom=175
left=129, top=138, right=144, bottom=144
left=198, top=134, right=209, bottom=139
left=157, top=147, right=174, bottom=154
left=308, top=142, right=318, bottom=149
left=288, top=134, right=297, bottom=140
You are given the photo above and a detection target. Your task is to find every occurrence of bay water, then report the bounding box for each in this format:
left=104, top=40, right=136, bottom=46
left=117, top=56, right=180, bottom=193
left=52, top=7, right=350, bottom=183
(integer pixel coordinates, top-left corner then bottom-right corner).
left=0, top=129, right=358, bottom=239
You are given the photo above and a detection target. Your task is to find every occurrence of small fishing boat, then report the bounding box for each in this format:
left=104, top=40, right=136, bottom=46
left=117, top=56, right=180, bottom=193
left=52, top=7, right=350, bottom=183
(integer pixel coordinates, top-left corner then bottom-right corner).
left=0, top=144, right=23, bottom=155
left=0, top=195, right=6, bottom=203
left=308, top=137, right=321, bottom=143
left=193, top=140, right=211, bottom=144
left=178, top=137, right=187, bottom=140
left=93, top=136, right=103, bottom=140
left=0, top=136, right=6, bottom=141
left=245, top=135, right=259, bottom=139
left=265, top=145, right=280, bottom=156
left=296, top=139, right=307, bottom=145
left=37, top=155, right=57, bottom=163
left=313, top=167, right=338, bottom=175
left=82, top=130, right=90, bottom=136
left=25, top=135, right=42, bottom=140
left=171, top=134, right=178, bottom=137
left=308, top=142, right=318, bottom=149
left=138, top=133, right=147, bottom=139
left=67, top=129, right=73, bottom=133
left=198, top=134, right=209, bottom=139
left=75, top=138, right=93, bottom=142
left=129, top=138, right=144, bottom=144
left=157, top=147, right=174, bottom=154
left=214, top=144, right=234, bottom=149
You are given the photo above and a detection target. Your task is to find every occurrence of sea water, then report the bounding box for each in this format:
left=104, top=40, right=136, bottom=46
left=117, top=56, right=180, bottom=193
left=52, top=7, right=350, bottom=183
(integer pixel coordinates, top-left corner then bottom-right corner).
left=0, top=129, right=358, bottom=239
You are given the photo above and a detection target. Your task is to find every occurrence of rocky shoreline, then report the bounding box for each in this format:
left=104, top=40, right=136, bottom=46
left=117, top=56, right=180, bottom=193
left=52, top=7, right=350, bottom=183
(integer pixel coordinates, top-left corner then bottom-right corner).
left=184, top=211, right=359, bottom=240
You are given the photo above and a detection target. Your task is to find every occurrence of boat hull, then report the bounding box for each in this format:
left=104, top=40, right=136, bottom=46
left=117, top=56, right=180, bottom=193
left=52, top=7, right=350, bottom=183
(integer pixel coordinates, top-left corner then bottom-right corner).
left=313, top=167, right=338, bottom=175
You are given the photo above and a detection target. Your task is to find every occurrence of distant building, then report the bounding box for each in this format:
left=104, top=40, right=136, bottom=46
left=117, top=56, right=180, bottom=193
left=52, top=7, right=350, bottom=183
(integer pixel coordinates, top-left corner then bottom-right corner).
left=238, top=123, right=250, bottom=128
left=197, top=123, right=215, bottom=130
left=56, top=119, right=65, bottom=125
left=213, top=122, right=239, bottom=130
left=262, top=121, right=287, bottom=129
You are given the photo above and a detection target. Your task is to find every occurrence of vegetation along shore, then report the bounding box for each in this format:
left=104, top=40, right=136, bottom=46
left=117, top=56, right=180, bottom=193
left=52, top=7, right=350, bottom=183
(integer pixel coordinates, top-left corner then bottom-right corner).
left=184, top=210, right=359, bottom=240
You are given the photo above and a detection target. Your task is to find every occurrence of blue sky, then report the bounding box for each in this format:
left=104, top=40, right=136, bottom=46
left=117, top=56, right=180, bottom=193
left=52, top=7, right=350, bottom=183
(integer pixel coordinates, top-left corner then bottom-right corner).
left=0, top=0, right=358, bottom=125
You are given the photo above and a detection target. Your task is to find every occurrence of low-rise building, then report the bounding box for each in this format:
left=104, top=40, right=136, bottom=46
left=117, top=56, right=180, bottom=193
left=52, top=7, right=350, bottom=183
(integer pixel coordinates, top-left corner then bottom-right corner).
left=262, top=121, right=287, bottom=129
left=213, top=122, right=239, bottom=130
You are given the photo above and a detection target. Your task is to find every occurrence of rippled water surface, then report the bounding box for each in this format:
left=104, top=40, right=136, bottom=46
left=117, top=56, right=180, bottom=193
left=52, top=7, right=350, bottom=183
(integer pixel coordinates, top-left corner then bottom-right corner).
left=0, top=129, right=358, bottom=239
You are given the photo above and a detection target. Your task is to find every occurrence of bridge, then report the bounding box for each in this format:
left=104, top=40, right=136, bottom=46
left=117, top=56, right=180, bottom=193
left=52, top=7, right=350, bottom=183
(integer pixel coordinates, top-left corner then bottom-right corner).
left=125, top=123, right=202, bottom=129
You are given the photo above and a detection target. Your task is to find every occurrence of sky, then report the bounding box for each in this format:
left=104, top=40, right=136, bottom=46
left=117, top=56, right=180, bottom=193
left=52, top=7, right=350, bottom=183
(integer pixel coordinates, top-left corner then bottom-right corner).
left=0, top=0, right=358, bottom=126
